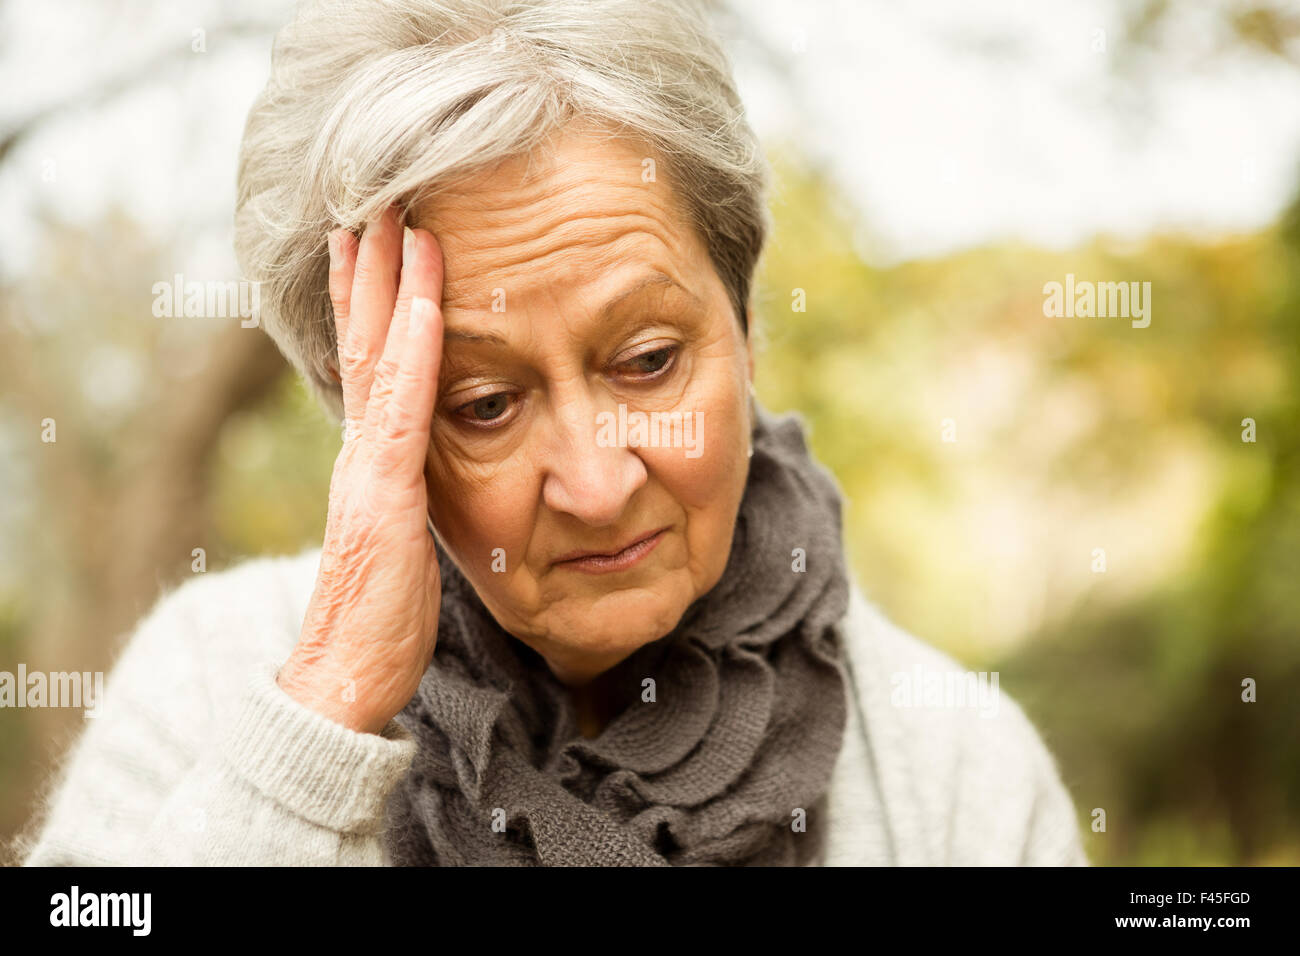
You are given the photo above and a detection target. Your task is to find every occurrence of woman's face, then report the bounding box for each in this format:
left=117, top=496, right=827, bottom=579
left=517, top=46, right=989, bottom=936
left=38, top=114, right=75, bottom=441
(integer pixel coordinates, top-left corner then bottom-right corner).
left=412, top=123, right=754, bottom=687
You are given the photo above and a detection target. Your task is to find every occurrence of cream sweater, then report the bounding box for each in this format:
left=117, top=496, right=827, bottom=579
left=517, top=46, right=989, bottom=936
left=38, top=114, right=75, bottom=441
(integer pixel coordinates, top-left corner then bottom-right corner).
left=14, top=547, right=1089, bottom=866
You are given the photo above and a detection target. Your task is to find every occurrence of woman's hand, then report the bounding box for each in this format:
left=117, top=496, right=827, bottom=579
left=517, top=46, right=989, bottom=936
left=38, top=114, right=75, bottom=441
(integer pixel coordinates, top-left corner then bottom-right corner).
left=276, top=206, right=445, bottom=735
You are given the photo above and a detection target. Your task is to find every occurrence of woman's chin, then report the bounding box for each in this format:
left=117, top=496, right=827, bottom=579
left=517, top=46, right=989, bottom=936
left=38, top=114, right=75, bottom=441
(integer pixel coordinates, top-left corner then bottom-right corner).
left=535, top=590, right=689, bottom=664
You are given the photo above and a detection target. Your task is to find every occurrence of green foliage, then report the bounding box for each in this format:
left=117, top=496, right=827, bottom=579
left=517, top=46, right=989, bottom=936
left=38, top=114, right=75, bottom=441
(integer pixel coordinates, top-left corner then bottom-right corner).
left=753, top=147, right=1300, bottom=864
left=209, top=372, right=337, bottom=558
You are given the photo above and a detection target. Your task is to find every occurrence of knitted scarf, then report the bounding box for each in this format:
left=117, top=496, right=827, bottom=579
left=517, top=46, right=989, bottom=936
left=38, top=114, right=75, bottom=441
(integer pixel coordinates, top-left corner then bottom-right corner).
left=383, top=402, right=851, bottom=866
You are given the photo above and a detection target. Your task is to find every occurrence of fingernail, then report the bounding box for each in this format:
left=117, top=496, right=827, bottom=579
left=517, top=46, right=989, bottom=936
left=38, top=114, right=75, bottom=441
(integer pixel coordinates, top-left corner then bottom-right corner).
left=403, top=226, right=415, bottom=262
left=410, top=296, right=432, bottom=336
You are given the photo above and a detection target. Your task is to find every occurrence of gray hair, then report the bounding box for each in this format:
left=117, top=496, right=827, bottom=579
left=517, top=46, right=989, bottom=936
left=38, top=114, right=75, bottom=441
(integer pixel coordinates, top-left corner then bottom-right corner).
left=234, top=0, right=771, bottom=422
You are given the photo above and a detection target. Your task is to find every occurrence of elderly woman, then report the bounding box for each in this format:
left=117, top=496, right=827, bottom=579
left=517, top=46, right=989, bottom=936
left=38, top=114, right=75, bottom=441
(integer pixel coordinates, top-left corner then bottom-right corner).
left=18, top=0, right=1086, bottom=866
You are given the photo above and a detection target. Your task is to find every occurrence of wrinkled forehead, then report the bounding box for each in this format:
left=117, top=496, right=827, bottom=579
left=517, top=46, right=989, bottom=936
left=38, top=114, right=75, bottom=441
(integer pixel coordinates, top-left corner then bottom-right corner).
left=406, top=127, right=708, bottom=317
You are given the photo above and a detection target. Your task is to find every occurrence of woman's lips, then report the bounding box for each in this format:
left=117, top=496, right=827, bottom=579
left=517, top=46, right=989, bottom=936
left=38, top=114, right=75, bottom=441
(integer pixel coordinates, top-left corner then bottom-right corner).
left=554, top=528, right=667, bottom=574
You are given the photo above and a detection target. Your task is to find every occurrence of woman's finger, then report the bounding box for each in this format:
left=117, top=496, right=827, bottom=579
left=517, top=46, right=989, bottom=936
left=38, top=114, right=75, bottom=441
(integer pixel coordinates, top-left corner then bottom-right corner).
left=327, top=228, right=358, bottom=398
left=392, top=226, right=444, bottom=326
left=367, top=228, right=445, bottom=486
left=370, top=295, right=444, bottom=489
left=341, top=205, right=402, bottom=421
left=364, top=226, right=443, bottom=434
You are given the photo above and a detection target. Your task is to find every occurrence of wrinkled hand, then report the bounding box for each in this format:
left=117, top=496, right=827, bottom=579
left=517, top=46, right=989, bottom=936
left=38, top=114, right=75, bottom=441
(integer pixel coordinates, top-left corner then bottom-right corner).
left=277, top=206, right=445, bottom=735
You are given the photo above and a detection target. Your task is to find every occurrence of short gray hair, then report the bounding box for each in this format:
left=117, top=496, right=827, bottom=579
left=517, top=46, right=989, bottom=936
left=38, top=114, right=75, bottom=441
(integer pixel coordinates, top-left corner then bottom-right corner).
left=234, top=0, right=771, bottom=422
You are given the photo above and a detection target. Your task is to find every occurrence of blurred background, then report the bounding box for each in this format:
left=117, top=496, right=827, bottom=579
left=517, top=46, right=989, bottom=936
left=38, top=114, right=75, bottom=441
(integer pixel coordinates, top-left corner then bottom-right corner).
left=1, top=0, right=1298, bottom=864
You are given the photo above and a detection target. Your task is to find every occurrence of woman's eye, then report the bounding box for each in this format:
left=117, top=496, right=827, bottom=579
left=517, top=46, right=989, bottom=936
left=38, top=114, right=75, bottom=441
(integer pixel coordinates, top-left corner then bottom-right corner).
left=456, top=392, right=513, bottom=426
left=620, top=346, right=677, bottom=378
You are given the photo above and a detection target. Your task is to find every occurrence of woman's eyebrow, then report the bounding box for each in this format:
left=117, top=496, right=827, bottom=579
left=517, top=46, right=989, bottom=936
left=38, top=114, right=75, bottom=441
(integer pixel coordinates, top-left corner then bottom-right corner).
left=442, top=272, right=704, bottom=347
left=443, top=326, right=509, bottom=346
left=596, top=272, right=704, bottom=319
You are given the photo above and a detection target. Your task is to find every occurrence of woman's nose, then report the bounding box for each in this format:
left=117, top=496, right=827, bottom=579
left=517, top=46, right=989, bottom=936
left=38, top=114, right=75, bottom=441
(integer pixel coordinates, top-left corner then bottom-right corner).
left=540, top=395, right=648, bottom=526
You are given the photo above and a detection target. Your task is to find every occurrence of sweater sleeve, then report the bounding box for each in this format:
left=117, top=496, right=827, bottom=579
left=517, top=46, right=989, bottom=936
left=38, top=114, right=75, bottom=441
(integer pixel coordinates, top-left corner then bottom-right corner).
left=840, top=583, right=1091, bottom=866
left=931, top=682, right=1091, bottom=867
left=1016, top=718, right=1091, bottom=866
left=943, top=685, right=1091, bottom=866
left=15, top=558, right=417, bottom=866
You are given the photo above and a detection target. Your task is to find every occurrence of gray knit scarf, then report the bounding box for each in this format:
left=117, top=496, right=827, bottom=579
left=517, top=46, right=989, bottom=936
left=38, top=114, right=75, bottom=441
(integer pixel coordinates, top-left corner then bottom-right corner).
left=383, top=401, right=851, bottom=866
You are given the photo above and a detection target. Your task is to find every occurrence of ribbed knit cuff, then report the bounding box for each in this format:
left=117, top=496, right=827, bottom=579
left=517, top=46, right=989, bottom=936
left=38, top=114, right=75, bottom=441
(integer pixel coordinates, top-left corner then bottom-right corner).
left=219, top=659, right=417, bottom=834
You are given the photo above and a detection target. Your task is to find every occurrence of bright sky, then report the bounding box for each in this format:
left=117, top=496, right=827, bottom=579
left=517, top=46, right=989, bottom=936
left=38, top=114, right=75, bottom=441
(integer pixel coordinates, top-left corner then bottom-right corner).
left=1, top=0, right=1299, bottom=276
left=734, top=0, right=1300, bottom=262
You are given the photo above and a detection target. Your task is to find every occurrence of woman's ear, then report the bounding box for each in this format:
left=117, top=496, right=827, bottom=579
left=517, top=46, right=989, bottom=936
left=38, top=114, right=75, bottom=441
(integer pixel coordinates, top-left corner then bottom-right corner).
left=745, top=324, right=757, bottom=425
left=746, top=381, right=756, bottom=460
left=745, top=306, right=756, bottom=381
